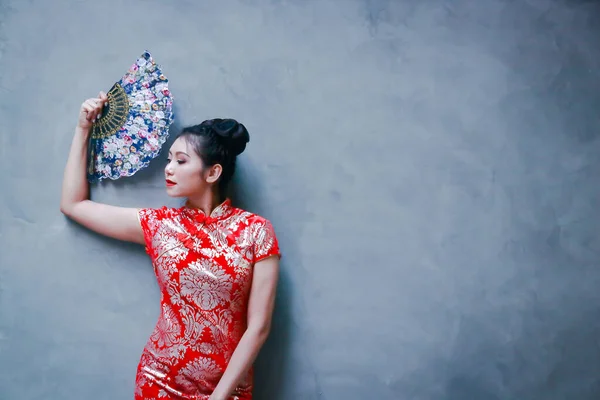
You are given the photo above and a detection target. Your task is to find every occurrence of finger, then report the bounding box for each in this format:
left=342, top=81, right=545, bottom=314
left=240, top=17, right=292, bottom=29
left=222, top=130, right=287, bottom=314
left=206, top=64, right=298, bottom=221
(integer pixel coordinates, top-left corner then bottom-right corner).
left=83, top=98, right=104, bottom=121
left=82, top=104, right=94, bottom=113
left=82, top=106, right=94, bottom=121
left=93, top=98, right=104, bottom=112
left=87, top=100, right=103, bottom=119
left=94, top=98, right=105, bottom=120
left=84, top=99, right=98, bottom=109
left=87, top=99, right=102, bottom=118
left=83, top=102, right=97, bottom=120
left=81, top=99, right=93, bottom=109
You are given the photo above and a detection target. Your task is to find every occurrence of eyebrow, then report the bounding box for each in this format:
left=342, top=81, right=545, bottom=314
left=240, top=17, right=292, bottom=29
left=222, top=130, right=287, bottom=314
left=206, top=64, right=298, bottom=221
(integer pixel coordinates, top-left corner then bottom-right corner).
left=168, top=151, right=190, bottom=157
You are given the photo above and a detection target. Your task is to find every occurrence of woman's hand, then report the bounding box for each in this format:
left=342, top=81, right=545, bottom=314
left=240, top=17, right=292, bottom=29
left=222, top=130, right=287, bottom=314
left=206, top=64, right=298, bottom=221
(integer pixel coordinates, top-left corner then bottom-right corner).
left=77, top=91, right=108, bottom=131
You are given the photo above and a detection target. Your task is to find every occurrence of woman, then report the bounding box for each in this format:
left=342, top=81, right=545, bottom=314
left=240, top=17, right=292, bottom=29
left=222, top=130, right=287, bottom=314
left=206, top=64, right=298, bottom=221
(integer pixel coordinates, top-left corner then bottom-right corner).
left=60, top=92, right=281, bottom=400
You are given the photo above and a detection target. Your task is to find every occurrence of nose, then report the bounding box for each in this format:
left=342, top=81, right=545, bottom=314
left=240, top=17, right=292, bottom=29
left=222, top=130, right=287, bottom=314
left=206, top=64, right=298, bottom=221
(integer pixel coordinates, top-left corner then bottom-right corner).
left=165, top=163, right=174, bottom=176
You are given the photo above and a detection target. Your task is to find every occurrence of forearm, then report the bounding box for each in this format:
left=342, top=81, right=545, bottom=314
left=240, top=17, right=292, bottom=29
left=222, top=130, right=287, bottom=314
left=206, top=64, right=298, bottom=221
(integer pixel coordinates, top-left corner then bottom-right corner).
left=60, top=126, right=90, bottom=213
left=211, top=326, right=270, bottom=400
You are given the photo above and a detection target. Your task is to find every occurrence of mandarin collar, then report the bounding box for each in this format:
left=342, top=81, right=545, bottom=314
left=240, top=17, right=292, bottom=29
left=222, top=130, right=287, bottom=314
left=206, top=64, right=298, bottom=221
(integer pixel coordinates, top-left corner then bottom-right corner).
left=181, top=198, right=234, bottom=224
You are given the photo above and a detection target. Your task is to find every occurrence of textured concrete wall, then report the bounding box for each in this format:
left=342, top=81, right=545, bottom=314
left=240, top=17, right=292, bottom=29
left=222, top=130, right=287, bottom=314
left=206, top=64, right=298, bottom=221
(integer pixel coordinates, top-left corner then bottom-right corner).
left=1, top=0, right=600, bottom=399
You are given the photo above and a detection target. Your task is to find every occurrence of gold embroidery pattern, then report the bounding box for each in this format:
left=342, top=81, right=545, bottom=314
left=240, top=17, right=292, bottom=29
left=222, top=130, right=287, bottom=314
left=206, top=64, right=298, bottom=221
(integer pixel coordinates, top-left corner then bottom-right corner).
left=90, top=83, right=130, bottom=139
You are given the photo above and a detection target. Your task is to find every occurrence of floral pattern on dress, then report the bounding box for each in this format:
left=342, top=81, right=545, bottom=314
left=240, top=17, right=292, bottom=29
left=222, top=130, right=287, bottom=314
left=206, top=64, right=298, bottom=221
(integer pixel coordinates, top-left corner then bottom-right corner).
left=151, top=303, right=182, bottom=348
left=88, top=50, right=174, bottom=182
left=135, top=199, right=280, bottom=400
left=181, top=259, right=233, bottom=310
left=175, top=357, right=223, bottom=391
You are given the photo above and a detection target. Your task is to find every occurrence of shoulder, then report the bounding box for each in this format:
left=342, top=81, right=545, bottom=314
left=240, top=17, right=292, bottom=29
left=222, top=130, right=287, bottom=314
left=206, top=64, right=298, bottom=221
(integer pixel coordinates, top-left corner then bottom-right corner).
left=231, top=208, right=278, bottom=249
left=225, top=205, right=281, bottom=261
left=231, top=209, right=280, bottom=260
left=230, top=207, right=274, bottom=228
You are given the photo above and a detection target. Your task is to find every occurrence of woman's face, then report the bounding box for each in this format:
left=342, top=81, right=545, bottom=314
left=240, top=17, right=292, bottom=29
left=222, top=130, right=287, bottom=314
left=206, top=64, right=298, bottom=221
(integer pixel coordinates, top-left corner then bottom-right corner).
left=164, top=137, right=207, bottom=198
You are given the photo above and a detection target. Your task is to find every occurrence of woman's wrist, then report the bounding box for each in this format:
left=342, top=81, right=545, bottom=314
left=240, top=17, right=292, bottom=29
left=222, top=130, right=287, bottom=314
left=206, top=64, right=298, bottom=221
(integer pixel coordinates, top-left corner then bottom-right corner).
left=209, top=390, right=227, bottom=400
left=75, top=125, right=91, bottom=137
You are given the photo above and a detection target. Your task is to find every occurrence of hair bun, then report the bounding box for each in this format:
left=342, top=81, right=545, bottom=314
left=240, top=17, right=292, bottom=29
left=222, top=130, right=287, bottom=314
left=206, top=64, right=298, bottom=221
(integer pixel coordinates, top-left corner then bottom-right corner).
left=202, top=118, right=250, bottom=156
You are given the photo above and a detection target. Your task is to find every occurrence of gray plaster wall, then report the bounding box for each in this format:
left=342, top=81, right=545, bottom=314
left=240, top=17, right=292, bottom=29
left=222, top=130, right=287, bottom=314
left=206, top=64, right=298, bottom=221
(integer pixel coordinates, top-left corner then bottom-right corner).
left=1, top=0, right=600, bottom=399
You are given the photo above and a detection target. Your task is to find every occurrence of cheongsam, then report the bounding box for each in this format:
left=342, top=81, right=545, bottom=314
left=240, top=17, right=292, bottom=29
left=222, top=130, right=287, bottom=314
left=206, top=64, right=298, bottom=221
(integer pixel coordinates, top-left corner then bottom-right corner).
left=134, top=199, right=280, bottom=400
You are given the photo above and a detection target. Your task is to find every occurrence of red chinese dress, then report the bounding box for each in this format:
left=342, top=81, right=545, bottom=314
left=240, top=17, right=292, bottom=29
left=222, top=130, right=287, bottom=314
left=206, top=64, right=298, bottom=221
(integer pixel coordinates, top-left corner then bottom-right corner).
left=134, top=199, right=280, bottom=400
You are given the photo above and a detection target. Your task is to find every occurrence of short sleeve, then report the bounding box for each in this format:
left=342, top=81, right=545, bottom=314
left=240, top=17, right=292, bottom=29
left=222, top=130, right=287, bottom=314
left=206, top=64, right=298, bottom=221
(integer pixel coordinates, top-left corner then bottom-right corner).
left=253, top=219, right=281, bottom=263
left=137, top=207, right=165, bottom=257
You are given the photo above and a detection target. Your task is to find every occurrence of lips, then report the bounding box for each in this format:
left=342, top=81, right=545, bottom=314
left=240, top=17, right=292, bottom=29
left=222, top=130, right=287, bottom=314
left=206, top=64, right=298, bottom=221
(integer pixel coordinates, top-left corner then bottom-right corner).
left=166, top=179, right=176, bottom=186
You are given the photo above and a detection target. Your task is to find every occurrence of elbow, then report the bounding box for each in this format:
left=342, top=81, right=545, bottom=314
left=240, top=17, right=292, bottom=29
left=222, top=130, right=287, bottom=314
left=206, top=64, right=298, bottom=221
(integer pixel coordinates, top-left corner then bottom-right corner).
left=60, top=201, right=75, bottom=217
left=59, top=204, right=70, bottom=216
left=61, top=199, right=89, bottom=219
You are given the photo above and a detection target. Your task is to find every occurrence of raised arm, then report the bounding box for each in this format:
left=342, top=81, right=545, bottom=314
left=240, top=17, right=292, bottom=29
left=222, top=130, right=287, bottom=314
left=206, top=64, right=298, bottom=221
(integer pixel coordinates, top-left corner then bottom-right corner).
left=60, top=92, right=145, bottom=245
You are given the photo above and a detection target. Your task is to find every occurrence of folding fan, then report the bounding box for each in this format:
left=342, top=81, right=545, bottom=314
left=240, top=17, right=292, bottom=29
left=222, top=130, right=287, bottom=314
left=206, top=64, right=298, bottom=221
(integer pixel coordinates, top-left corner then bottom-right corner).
left=87, top=51, right=174, bottom=182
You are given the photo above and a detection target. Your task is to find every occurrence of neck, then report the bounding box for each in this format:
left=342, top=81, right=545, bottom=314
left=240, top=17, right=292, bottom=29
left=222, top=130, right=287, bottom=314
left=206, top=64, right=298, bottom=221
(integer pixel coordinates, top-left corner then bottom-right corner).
left=185, top=189, right=224, bottom=216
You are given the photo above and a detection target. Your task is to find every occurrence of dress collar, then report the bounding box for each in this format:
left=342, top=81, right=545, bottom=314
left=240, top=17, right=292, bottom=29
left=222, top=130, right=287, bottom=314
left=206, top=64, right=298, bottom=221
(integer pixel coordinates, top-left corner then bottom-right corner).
left=181, top=198, right=234, bottom=224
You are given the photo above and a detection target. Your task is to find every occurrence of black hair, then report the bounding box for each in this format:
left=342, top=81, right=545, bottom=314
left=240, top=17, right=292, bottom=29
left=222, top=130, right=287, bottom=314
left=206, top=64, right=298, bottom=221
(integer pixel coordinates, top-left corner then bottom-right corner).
left=178, top=118, right=250, bottom=196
